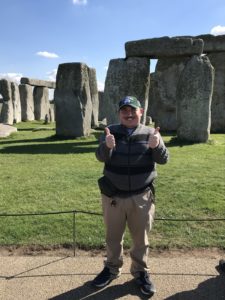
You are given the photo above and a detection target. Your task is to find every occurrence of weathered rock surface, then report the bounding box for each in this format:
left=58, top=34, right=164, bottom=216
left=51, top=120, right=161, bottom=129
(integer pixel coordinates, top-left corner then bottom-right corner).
left=21, top=77, right=56, bottom=89
left=181, top=34, right=225, bottom=53
left=208, top=52, right=225, bottom=132
left=103, top=57, right=150, bottom=125
left=176, top=55, right=214, bottom=142
left=19, top=84, right=34, bottom=121
left=33, top=86, right=50, bottom=120
left=88, top=68, right=99, bottom=128
left=125, top=37, right=203, bottom=59
left=98, top=91, right=105, bottom=121
left=11, top=82, right=21, bottom=123
left=54, top=63, right=92, bottom=137
left=0, top=79, right=14, bottom=124
left=0, top=123, right=17, bottom=137
left=149, top=57, right=189, bottom=131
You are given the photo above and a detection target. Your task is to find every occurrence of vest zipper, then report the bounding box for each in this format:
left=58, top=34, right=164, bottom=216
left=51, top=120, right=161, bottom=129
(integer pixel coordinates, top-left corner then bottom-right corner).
left=127, top=136, right=131, bottom=192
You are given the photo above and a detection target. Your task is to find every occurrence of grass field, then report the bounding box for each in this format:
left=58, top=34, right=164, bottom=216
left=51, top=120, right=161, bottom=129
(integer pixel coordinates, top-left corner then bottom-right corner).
left=0, top=121, right=224, bottom=251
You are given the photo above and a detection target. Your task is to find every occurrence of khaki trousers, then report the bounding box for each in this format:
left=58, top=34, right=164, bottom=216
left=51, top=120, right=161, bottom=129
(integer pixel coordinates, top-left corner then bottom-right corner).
left=101, top=189, right=155, bottom=277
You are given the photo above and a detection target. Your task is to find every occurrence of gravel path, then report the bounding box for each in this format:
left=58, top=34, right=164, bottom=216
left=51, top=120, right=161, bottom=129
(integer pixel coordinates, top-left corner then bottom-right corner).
left=0, top=249, right=224, bottom=299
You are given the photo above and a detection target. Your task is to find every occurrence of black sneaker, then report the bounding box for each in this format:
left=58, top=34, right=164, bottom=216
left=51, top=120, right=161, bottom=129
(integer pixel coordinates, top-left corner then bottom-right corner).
left=216, top=259, right=225, bottom=274
left=219, top=259, right=225, bottom=272
left=135, top=272, right=156, bottom=296
left=92, top=267, right=119, bottom=288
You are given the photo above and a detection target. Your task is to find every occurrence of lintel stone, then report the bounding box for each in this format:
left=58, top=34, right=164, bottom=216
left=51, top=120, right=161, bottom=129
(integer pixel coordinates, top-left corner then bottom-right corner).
left=176, top=34, right=225, bottom=53
left=196, top=34, right=225, bottom=53
left=20, top=77, right=56, bottom=89
left=125, top=37, right=203, bottom=59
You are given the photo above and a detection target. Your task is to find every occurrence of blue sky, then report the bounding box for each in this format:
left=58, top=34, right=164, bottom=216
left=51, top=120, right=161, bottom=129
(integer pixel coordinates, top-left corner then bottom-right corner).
left=0, top=0, right=225, bottom=91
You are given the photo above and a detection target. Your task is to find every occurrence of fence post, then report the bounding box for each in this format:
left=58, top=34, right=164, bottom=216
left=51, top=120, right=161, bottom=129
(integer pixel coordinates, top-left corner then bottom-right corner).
left=73, top=212, right=76, bottom=257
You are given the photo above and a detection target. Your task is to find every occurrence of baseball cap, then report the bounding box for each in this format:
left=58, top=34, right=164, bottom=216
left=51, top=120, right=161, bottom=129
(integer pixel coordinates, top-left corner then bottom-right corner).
left=118, top=96, right=141, bottom=110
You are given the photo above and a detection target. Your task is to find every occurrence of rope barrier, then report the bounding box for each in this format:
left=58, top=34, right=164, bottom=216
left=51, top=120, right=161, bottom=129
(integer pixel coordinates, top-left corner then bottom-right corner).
left=0, top=210, right=225, bottom=221
left=0, top=209, right=224, bottom=256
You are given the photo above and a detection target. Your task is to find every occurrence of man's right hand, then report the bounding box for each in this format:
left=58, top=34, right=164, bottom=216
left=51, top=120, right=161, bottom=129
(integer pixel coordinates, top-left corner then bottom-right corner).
left=105, top=127, right=116, bottom=149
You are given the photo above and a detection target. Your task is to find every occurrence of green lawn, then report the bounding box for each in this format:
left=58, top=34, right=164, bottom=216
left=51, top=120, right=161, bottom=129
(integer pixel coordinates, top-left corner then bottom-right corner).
left=0, top=121, right=224, bottom=251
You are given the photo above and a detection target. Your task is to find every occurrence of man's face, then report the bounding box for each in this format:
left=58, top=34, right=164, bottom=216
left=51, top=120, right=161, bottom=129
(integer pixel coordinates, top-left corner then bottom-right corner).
left=119, top=105, right=143, bottom=128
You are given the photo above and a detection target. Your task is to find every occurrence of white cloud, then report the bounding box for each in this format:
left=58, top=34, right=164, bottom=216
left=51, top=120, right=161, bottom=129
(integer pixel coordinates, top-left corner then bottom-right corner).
left=97, top=81, right=104, bottom=92
left=0, top=72, right=22, bottom=84
left=72, top=0, right=87, bottom=5
left=210, top=25, right=225, bottom=36
left=46, top=69, right=57, bottom=81
left=36, top=51, right=59, bottom=58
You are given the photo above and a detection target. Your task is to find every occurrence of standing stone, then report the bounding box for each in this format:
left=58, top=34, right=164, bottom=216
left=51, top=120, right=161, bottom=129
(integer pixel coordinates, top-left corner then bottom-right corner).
left=149, top=57, right=189, bottom=131
left=33, top=86, right=50, bottom=120
left=147, top=72, right=157, bottom=122
left=88, top=68, right=99, bottom=128
left=176, top=55, right=214, bottom=142
left=11, top=82, right=21, bottom=123
left=0, top=98, right=3, bottom=116
left=207, top=52, right=225, bottom=132
left=54, top=63, right=92, bottom=137
left=104, top=57, right=150, bottom=125
left=49, top=101, right=55, bottom=122
left=98, top=91, right=105, bottom=121
left=19, top=84, right=34, bottom=121
left=0, top=79, right=14, bottom=124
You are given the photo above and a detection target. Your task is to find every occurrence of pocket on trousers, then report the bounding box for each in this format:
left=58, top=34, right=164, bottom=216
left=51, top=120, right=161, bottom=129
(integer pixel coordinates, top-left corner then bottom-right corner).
left=149, top=203, right=155, bottom=231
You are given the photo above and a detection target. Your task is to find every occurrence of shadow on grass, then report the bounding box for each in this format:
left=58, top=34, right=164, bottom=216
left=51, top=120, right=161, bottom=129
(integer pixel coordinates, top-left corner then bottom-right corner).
left=17, top=128, right=54, bottom=132
left=165, top=136, right=196, bottom=148
left=0, top=137, right=99, bottom=154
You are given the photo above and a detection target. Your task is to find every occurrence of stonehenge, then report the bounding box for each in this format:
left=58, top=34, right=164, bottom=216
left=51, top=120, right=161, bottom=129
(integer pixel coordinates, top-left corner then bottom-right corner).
left=103, top=35, right=215, bottom=142
left=146, top=34, right=225, bottom=137
left=1, top=33, right=225, bottom=142
left=0, top=77, right=55, bottom=125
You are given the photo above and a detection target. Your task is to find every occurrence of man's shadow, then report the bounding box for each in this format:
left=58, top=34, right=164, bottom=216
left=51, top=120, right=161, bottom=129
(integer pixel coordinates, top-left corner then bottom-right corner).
left=49, top=278, right=150, bottom=300
left=165, top=272, right=225, bottom=300
left=49, top=271, right=225, bottom=300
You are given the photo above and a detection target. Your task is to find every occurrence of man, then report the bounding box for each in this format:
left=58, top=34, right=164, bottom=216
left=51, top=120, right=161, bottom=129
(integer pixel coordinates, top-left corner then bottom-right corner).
left=93, top=96, right=169, bottom=296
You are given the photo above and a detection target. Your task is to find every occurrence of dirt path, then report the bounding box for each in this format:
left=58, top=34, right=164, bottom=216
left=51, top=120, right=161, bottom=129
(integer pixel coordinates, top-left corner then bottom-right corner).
left=1, top=247, right=225, bottom=300
left=0, top=245, right=224, bottom=258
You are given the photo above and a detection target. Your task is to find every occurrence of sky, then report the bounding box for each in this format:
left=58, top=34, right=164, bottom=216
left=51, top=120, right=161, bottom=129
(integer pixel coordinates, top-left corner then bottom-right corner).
left=0, top=0, right=225, bottom=92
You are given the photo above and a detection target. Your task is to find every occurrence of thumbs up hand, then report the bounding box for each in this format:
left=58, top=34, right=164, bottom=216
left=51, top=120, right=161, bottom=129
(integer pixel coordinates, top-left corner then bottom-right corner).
left=105, top=127, right=116, bottom=149
left=148, top=127, right=160, bottom=149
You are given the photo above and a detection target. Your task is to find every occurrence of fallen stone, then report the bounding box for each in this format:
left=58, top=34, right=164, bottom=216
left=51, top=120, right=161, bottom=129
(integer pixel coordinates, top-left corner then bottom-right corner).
left=0, top=123, right=17, bottom=138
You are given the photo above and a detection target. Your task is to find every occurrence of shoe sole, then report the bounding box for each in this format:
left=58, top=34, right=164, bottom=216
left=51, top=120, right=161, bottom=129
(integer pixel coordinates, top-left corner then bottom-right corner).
left=140, top=287, right=156, bottom=297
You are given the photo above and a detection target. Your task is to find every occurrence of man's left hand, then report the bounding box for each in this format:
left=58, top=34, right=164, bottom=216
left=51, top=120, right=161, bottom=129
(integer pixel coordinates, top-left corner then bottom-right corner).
left=148, top=127, right=160, bottom=149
